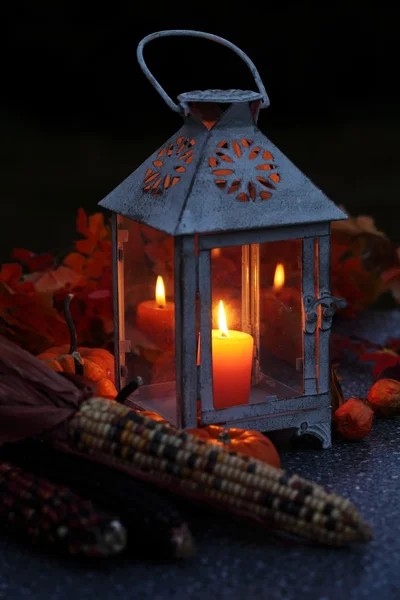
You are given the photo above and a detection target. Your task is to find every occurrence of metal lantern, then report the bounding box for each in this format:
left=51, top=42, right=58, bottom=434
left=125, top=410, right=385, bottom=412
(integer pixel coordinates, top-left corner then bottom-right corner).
left=99, top=30, right=347, bottom=449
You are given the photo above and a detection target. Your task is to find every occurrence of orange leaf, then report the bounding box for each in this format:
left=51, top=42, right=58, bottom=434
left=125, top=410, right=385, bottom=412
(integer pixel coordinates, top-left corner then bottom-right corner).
left=76, top=208, right=89, bottom=236
left=88, top=213, right=108, bottom=239
left=27, top=266, right=84, bottom=294
left=75, top=237, right=97, bottom=256
left=63, top=252, right=87, bottom=274
left=83, top=256, right=108, bottom=278
left=360, top=349, right=400, bottom=379
left=0, top=263, right=23, bottom=287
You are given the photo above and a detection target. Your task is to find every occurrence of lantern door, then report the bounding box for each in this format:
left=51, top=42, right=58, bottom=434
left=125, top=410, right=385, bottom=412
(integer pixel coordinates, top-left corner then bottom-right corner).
left=112, top=214, right=180, bottom=426
left=197, top=224, right=330, bottom=431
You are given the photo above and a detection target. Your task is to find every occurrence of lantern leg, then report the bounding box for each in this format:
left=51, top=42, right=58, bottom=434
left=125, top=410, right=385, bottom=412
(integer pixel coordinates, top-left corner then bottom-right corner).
left=174, top=236, right=198, bottom=429
left=295, top=420, right=332, bottom=450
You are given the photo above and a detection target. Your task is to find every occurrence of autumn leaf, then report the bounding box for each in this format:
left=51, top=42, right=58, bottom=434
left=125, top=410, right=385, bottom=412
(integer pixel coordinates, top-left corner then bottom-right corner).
left=63, top=252, right=87, bottom=274
left=330, top=237, right=386, bottom=316
left=0, top=263, right=24, bottom=288
left=0, top=278, right=68, bottom=353
left=76, top=207, right=89, bottom=236
left=360, top=349, right=400, bottom=379
left=384, top=338, right=400, bottom=353
left=25, top=265, right=84, bottom=294
left=11, top=248, right=35, bottom=262
left=332, top=206, right=387, bottom=238
left=11, top=248, right=56, bottom=272
left=76, top=208, right=109, bottom=244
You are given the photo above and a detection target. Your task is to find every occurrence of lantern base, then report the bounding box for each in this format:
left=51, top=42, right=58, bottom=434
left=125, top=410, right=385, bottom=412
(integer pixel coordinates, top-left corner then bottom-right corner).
left=123, top=377, right=328, bottom=437
left=125, top=380, right=332, bottom=449
left=124, top=379, right=287, bottom=427
left=294, top=420, right=332, bottom=450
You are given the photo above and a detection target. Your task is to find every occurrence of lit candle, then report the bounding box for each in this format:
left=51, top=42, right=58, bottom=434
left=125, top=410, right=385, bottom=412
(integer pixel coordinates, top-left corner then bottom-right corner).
left=136, top=275, right=175, bottom=351
left=212, top=300, right=253, bottom=409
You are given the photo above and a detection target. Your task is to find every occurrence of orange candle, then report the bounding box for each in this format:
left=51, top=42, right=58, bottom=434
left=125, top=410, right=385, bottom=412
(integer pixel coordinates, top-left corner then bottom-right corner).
left=136, top=275, right=175, bottom=351
left=212, top=300, right=253, bottom=409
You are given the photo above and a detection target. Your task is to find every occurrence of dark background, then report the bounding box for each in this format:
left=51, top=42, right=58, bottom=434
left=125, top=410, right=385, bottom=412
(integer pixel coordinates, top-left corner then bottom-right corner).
left=1, top=3, right=399, bottom=262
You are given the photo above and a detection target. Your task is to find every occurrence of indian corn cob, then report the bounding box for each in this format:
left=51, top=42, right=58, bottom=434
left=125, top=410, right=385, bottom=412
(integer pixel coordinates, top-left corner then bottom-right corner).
left=66, top=397, right=372, bottom=547
left=0, top=439, right=195, bottom=560
left=0, top=460, right=127, bottom=557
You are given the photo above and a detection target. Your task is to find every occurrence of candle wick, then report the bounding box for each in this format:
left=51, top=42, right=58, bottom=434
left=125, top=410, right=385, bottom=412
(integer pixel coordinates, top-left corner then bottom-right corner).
left=220, top=332, right=228, bottom=338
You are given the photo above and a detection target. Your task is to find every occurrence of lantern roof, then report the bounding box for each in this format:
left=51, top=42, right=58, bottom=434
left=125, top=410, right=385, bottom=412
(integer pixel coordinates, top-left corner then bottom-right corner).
left=99, top=29, right=346, bottom=235
left=99, top=100, right=346, bottom=236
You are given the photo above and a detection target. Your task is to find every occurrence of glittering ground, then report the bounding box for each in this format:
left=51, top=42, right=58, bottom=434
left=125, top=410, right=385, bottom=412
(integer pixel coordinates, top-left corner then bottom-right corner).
left=1, top=310, right=399, bottom=600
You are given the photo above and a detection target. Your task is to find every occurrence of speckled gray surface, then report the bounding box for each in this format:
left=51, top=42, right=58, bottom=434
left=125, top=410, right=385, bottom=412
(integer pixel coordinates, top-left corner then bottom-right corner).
left=1, top=310, right=400, bottom=600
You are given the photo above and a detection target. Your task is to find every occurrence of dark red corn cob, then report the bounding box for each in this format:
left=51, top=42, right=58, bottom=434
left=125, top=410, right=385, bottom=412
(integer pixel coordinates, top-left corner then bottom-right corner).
left=0, top=439, right=196, bottom=560
left=0, top=462, right=127, bottom=557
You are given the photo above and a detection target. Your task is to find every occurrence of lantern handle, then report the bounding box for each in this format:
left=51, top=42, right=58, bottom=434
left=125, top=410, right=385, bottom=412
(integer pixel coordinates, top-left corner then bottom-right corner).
left=136, top=30, right=270, bottom=113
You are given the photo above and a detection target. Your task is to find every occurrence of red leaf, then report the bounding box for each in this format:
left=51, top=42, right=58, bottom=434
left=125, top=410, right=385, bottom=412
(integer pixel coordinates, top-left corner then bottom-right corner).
left=76, top=208, right=89, bottom=236
left=11, top=248, right=35, bottom=262
left=385, top=338, right=400, bottom=353
left=360, top=350, right=400, bottom=379
left=26, top=253, right=55, bottom=272
left=0, top=263, right=23, bottom=287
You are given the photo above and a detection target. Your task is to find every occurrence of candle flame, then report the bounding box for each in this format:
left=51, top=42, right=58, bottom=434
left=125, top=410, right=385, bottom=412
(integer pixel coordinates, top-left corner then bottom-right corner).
left=155, top=275, right=166, bottom=308
left=273, top=263, right=285, bottom=291
left=218, top=300, right=229, bottom=338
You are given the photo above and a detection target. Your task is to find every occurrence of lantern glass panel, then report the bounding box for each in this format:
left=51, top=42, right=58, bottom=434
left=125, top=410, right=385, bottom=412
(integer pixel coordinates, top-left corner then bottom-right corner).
left=210, top=245, right=248, bottom=409
left=211, top=246, right=242, bottom=330
left=119, top=216, right=176, bottom=407
left=258, top=238, right=304, bottom=398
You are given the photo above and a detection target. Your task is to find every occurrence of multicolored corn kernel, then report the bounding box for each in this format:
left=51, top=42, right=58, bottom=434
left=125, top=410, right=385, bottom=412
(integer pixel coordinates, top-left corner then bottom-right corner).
left=67, top=397, right=372, bottom=547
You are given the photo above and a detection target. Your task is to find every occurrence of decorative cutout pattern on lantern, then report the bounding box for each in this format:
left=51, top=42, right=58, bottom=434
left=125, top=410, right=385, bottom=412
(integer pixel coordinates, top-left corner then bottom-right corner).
left=143, top=136, right=196, bottom=196
left=209, top=139, right=280, bottom=202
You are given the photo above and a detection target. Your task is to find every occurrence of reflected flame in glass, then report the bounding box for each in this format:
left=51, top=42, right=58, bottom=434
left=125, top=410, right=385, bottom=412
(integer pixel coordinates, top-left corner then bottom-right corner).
left=273, top=263, right=285, bottom=291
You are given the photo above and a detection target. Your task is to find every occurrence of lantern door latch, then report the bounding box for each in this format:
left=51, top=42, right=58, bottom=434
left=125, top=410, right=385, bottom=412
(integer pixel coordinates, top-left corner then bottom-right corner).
left=303, top=293, right=347, bottom=334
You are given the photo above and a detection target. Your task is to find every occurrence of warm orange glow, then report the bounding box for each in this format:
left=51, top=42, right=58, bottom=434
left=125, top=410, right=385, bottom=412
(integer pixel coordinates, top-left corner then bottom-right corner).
left=273, top=263, right=285, bottom=291
left=218, top=300, right=229, bottom=337
left=211, top=247, right=222, bottom=258
left=155, top=275, right=166, bottom=308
